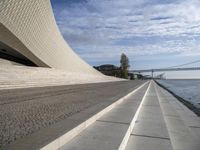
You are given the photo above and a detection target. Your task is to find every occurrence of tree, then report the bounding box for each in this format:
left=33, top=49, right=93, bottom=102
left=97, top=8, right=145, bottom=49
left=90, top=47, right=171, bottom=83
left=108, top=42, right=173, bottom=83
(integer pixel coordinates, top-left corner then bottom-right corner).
left=120, top=53, right=130, bottom=79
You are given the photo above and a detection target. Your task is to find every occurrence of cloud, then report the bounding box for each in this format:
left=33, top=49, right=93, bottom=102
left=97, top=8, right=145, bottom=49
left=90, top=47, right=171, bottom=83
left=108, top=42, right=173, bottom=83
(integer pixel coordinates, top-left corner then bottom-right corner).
left=51, top=0, right=200, bottom=64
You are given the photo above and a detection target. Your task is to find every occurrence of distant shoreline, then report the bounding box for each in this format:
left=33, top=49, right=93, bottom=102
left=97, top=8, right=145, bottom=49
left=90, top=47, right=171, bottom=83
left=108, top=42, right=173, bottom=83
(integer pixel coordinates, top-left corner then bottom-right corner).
left=155, top=80, right=200, bottom=117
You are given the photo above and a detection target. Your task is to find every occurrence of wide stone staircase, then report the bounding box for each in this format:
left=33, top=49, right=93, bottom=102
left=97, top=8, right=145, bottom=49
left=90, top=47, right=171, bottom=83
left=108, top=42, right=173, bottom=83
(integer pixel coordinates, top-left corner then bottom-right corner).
left=0, top=61, right=121, bottom=89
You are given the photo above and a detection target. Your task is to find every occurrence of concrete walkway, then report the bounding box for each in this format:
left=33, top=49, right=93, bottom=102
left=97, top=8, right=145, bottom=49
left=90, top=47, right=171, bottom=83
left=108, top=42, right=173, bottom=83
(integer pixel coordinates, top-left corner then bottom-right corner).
left=61, top=81, right=200, bottom=150
left=155, top=82, right=200, bottom=150
left=125, top=81, right=173, bottom=150
left=1, top=80, right=147, bottom=149
left=1, top=80, right=200, bottom=150
left=60, top=81, right=149, bottom=150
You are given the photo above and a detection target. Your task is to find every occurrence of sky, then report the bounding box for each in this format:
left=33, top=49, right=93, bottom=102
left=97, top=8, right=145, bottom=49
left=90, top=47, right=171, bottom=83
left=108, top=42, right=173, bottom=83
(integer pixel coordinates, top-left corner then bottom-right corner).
left=51, top=0, right=200, bottom=79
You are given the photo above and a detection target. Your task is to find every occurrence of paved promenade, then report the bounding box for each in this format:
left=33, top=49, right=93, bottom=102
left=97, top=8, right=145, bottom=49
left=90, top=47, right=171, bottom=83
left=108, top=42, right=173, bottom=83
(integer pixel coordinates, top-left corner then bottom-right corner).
left=1, top=80, right=200, bottom=150
left=61, top=81, right=200, bottom=150
left=0, top=80, right=145, bottom=149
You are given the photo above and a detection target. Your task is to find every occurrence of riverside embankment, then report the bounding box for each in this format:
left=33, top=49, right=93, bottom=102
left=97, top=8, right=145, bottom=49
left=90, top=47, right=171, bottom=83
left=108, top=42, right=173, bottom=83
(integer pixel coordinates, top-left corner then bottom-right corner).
left=156, top=79, right=200, bottom=116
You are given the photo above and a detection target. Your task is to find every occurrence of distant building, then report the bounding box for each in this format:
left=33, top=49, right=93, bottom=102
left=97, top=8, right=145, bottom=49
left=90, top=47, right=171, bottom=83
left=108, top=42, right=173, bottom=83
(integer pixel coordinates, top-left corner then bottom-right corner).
left=128, top=73, right=134, bottom=80
left=94, top=64, right=121, bottom=77
left=128, top=73, right=143, bottom=80
left=143, top=75, right=152, bottom=79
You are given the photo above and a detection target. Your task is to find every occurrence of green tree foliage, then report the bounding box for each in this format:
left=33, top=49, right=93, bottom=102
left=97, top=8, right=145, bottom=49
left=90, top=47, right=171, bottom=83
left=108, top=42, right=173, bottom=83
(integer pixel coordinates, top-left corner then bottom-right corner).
left=120, top=53, right=130, bottom=79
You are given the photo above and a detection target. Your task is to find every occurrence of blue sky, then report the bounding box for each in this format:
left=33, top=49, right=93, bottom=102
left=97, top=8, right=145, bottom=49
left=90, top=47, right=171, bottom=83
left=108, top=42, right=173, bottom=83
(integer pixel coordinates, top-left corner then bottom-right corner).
left=51, top=0, right=200, bottom=78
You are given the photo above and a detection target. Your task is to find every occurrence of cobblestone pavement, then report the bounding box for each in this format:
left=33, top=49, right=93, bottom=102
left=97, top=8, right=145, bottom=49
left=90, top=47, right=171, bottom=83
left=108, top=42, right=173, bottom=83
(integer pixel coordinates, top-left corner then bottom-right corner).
left=0, top=80, right=146, bottom=148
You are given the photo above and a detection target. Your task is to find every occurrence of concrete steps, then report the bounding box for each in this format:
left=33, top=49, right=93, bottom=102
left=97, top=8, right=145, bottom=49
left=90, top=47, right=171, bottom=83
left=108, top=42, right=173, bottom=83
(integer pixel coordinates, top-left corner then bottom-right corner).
left=154, top=83, right=200, bottom=150
left=59, top=81, right=200, bottom=150
left=125, top=81, right=173, bottom=150
left=0, top=64, right=122, bottom=89
left=59, top=81, right=150, bottom=150
left=125, top=81, right=200, bottom=150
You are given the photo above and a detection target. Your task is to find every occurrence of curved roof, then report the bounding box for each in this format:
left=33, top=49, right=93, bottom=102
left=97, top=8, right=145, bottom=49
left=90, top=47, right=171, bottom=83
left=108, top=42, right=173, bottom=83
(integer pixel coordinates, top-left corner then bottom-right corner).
left=0, top=0, right=102, bottom=75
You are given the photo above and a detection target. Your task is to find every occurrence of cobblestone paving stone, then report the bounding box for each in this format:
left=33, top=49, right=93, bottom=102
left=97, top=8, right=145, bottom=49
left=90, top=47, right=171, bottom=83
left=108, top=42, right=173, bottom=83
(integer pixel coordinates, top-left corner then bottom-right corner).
left=0, top=81, right=145, bottom=148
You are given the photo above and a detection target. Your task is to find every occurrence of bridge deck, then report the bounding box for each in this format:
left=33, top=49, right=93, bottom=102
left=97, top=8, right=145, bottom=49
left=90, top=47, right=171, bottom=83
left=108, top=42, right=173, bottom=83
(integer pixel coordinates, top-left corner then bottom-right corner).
left=130, top=67, right=200, bottom=73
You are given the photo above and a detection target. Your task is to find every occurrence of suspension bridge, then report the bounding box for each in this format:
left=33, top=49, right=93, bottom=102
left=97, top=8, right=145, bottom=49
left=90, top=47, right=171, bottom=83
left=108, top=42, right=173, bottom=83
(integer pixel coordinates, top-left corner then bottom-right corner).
left=129, top=60, right=200, bottom=77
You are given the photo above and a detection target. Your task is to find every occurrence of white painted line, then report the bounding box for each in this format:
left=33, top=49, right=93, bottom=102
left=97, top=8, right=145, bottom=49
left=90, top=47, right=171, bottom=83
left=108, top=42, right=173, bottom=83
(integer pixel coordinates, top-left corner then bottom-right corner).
left=40, top=81, right=150, bottom=150
left=118, top=81, right=151, bottom=150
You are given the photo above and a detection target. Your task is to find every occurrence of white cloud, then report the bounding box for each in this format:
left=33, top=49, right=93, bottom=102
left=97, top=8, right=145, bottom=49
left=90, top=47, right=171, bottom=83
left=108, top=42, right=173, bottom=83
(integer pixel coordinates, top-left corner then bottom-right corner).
left=52, top=0, right=200, bottom=63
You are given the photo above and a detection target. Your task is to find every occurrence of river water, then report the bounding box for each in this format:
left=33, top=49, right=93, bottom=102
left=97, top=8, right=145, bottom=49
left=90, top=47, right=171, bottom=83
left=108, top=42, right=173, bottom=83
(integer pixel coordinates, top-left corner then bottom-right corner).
left=156, top=79, right=200, bottom=108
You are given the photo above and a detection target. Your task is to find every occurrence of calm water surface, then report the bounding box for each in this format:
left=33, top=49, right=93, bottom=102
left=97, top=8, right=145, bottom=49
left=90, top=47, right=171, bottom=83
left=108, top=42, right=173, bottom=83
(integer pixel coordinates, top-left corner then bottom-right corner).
left=157, top=79, right=200, bottom=108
